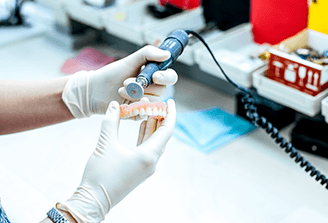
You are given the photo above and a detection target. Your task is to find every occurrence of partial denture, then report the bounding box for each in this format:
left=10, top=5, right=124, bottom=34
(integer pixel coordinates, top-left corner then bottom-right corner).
left=120, top=101, right=167, bottom=120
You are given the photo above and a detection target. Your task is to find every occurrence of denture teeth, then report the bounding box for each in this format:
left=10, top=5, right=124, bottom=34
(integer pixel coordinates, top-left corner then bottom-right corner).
left=146, top=107, right=152, bottom=116
left=120, top=102, right=167, bottom=120
left=140, top=108, right=146, bottom=116
left=152, top=107, right=159, bottom=116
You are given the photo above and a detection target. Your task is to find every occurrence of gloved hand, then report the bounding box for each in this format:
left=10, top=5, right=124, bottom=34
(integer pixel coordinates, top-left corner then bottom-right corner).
left=62, top=46, right=178, bottom=118
left=57, top=99, right=176, bottom=222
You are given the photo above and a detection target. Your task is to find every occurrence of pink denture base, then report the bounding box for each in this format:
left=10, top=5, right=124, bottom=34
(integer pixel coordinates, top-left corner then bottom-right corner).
left=120, top=101, right=167, bottom=120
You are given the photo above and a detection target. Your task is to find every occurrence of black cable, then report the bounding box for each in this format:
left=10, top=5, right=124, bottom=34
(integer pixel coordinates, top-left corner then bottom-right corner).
left=185, top=30, right=252, bottom=95
left=185, top=30, right=328, bottom=190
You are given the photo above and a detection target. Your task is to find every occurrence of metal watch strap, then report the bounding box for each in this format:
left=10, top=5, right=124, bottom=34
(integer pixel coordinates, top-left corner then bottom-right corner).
left=47, top=207, right=71, bottom=223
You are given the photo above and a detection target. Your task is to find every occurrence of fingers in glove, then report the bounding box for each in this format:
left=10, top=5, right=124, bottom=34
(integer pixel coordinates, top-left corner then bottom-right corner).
left=98, top=101, right=121, bottom=148
left=157, top=118, right=163, bottom=129
left=142, top=117, right=158, bottom=143
left=137, top=120, right=147, bottom=146
left=152, top=69, right=178, bottom=86
left=156, top=118, right=166, bottom=154
left=127, top=45, right=171, bottom=67
left=137, top=115, right=158, bottom=147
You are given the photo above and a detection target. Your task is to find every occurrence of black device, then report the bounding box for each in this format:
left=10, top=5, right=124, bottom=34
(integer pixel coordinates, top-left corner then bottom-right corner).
left=202, top=0, right=250, bottom=31
left=292, top=118, right=328, bottom=159
left=126, top=29, right=189, bottom=99
left=147, top=3, right=183, bottom=19
left=236, top=91, right=296, bottom=130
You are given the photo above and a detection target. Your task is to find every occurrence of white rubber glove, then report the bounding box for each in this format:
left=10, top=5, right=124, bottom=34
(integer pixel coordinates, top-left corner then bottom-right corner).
left=62, top=45, right=178, bottom=118
left=58, top=99, right=176, bottom=222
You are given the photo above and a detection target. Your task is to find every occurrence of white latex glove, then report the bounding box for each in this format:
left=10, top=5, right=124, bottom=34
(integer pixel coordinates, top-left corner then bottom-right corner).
left=58, top=99, right=176, bottom=222
left=62, top=45, right=178, bottom=118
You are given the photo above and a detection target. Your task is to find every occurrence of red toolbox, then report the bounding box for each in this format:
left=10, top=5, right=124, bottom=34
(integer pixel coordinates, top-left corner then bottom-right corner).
left=267, top=29, right=328, bottom=96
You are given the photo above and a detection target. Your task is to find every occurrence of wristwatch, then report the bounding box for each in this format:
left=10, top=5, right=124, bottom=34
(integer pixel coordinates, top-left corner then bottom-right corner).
left=47, top=207, right=71, bottom=223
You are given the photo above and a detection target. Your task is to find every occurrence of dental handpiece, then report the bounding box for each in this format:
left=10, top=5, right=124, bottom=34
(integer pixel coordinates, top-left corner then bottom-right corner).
left=126, top=29, right=189, bottom=99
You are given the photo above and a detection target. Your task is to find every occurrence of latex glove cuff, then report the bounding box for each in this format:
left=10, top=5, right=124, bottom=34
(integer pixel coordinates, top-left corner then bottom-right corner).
left=57, top=186, right=111, bottom=223
left=62, top=71, right=92, bottom=119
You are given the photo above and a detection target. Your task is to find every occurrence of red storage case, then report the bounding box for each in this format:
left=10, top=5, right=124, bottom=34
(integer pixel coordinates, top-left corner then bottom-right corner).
left=159, top=0, right=200, bottom=10
left=267, top=29, right=328, bottom=96
left=251, top=0, right=308, bottom=44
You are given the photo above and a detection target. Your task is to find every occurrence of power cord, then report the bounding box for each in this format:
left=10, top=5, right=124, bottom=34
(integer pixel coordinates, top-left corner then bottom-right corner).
left=185, top=30, right=328, bottom=190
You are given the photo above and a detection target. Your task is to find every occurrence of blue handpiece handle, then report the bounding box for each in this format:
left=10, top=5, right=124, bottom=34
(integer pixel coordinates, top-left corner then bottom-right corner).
left=136, top=30, right=189, bottom=87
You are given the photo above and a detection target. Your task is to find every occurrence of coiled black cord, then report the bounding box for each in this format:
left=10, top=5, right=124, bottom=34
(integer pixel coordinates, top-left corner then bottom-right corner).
left=185, top=30, right=328, bottom=189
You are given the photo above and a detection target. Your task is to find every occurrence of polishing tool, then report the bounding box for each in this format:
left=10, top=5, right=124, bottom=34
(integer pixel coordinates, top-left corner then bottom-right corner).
left=126, top=29, right=189, bottom=99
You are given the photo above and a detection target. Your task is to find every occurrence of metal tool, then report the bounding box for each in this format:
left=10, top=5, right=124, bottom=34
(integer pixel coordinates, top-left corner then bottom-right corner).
left=126, top=29, right=189, bottom=99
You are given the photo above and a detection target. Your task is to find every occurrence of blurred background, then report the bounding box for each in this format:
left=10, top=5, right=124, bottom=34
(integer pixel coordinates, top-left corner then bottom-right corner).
left=1, top=0, right=328, bottom=222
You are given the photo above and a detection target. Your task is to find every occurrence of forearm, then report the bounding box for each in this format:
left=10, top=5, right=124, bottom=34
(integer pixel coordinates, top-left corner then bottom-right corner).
left=0, top=77, right=74, bottom=135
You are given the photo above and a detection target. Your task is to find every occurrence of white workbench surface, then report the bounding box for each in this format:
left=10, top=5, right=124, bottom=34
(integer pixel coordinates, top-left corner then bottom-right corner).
left=0, top=31, right=328, bottom=222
